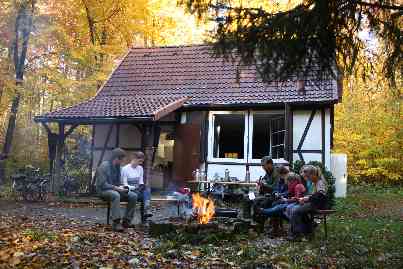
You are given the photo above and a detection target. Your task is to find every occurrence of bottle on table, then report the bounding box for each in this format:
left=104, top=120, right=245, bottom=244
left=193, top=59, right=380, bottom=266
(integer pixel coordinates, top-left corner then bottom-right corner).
left=224, top=169, right=230, bottom=181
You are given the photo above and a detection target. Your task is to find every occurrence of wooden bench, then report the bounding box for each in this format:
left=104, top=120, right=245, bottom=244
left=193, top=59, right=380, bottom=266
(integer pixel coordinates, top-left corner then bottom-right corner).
left=312, top=209, right=336, bottom=239
left=105, top=196, right=185, bottom=225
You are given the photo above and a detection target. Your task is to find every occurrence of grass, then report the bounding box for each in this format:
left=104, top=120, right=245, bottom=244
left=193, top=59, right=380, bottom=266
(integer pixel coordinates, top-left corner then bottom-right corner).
left=155, top=184, right=403, bottom=268
left=267, top=185, right=403, bottom=268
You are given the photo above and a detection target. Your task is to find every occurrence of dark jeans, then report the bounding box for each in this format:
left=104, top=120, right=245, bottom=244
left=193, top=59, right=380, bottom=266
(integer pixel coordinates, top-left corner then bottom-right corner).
left=290, top=202, right=315, bottom=235
left=100, top=190, right=142, bottom=222
left=261, top=203, right=288, bottom=219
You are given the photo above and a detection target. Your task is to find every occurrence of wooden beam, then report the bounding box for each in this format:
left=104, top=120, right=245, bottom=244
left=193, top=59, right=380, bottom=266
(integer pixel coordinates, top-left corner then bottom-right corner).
left=41, top=122, right=52, bottom=135
left=54, top=123, right=65, bottom=193
left=330, top=105, right=334, bottom=149
left=285, top=103, right=293, bottom=165
left=65, top=124, right=78, bottom=138
left=96, top=124, right=114, bottom=168
left=293, top=149, right=322, bottom=153
left=115, top=124, right=120, bottom=148
left=321, top=108, right=326, bottom=166
left=297, top=109, right=316, bottom=150
left=88, top=125, right=95, bottom=193
left=296, top=109, right=316, bottom=163
left=142, top=125, right=155, bottom=186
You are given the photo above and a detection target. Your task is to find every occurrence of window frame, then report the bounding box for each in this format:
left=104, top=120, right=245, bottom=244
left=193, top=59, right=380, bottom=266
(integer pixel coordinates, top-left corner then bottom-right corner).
left=247, top=110, right=287, bottom=164
left=207, top=110, right=287, bottom=164
left=207, top=111, right=248, bottom=163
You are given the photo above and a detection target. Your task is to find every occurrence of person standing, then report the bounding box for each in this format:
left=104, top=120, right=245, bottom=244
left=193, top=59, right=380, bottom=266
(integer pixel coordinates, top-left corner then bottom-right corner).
left=96, top=148, right=137, bottom=232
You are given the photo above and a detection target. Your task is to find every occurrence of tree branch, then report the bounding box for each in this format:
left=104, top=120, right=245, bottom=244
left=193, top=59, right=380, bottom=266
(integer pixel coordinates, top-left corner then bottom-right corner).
left=356, top=1, right=403, bottom=11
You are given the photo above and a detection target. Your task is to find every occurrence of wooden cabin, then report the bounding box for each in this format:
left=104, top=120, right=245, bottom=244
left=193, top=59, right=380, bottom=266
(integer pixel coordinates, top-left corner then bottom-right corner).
left=35, top=45, right=342, bottom=191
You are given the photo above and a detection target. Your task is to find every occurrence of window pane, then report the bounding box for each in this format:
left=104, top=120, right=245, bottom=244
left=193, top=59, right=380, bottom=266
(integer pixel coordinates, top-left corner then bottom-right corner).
left=272, top=145, right=284, bottom=159
left=252, top=114, right=270, bottom=159
left=213, top=114, right=245, bottom=159
left=271, top=117, right=285, bottom=158
left=252, top=113, right=285, bottom=159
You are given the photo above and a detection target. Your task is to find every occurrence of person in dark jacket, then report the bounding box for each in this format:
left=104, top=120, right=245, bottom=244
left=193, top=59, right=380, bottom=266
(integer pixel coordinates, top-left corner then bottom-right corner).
left=258, top=156, right=280, bottom=194
left=96, top=148, right=138, bottom=232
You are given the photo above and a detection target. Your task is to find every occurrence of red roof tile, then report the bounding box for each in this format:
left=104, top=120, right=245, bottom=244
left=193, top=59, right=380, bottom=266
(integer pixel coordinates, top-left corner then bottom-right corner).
left=39, top=96, right=188, bottom=121
left=37, top=45, right=340, bottom=121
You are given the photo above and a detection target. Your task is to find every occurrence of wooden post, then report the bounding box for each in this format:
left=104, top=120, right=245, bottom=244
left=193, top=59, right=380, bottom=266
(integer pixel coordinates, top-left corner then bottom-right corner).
left=54, top=123, right=65, bottom=194
left=88, top=125, right=95, bottom=193
left=285, top=103, right=293, bottom=166
left=142, top=125, right=155, bottom=186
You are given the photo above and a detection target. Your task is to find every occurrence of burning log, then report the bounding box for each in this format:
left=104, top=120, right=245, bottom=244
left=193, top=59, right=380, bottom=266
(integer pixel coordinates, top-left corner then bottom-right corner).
left=192, top=193, right=215, bottom=224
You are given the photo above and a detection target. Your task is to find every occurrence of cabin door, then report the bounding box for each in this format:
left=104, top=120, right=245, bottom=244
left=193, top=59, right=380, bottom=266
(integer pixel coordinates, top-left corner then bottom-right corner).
left=173, top=122, right=201, bottom=183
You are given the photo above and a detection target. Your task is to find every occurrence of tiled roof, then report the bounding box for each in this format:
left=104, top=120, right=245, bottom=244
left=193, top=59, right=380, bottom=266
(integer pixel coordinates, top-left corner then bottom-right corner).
left=37, top=45, right=340, bottom=121
left=38, top=96, right=188, bottom=121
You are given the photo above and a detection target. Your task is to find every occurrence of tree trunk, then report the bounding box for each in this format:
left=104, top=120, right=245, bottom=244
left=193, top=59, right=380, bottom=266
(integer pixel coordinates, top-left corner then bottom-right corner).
left=0, top=1, right=35, bottom=186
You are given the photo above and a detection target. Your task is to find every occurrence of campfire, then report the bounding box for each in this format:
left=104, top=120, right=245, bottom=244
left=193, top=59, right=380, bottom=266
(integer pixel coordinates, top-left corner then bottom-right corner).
left=192, top=193, right=215, bottom=224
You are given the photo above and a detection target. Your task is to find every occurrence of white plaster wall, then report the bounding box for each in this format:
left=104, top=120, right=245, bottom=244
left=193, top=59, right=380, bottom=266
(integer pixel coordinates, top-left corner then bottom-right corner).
left=293, top=109, right=331, bottom=168
left=119, top=124, right=141, bottom=148
left=249, top=165, right=266, bottom=182
left=293, top=153, right=322, bottom=164
left=94, top=124, right=117, bottom=148
left=293, top=110, right=322, bottom=150
left=206, top=164, right=246, bottom=181
left=92, top=124, right=142, bottom=173
left=93, top=149, right=113, bottom=170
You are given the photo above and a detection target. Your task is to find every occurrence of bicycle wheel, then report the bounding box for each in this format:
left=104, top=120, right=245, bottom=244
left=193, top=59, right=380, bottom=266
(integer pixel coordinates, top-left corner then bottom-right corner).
left=26, top=184, right=41, bottom=202
left=39, top=181, right=50, bottom=201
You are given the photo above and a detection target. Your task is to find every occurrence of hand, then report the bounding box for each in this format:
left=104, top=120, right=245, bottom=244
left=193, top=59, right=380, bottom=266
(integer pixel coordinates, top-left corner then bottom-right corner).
left=114, top=186, right=128, bottom=193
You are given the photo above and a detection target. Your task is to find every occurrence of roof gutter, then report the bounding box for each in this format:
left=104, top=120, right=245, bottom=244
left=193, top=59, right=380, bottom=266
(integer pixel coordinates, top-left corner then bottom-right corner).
left=33, top=116, right=154, bottom=125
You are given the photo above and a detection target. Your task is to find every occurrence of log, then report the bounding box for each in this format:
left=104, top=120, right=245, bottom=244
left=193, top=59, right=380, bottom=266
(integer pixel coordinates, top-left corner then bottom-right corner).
left=149, top=221, right=176, bottom=237
left=182, top=222, right=219, bottom=234
left=214, top=208, right=239, bottom=218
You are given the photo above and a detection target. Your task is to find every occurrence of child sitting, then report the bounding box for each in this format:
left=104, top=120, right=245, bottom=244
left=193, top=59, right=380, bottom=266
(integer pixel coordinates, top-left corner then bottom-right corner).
left=257, top=172, right=306, bottom=219
left=288, top=165, right=327, bottom=240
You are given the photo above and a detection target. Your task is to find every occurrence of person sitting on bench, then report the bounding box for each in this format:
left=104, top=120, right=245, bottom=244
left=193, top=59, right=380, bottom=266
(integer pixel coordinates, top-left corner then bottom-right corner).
left=121, top=151, right=152, bottom=221
left=96, top=148, right=137, bottom=232
left=258, top=156, right=280, bottom=195
left=288, top=165, right=328, bottom=240
left=257, top=172, right=306, bottom=219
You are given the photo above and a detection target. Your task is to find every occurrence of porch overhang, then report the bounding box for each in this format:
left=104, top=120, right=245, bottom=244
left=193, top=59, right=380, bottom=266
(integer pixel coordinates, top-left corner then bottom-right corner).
left=34, top=96, right=189, bottom=124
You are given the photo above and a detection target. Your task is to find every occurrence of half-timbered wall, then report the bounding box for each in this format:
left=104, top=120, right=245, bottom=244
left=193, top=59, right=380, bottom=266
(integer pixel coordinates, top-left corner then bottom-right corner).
left=292, top=108, right=331, bottom=169
left=92, top=124, right=142, bottom=174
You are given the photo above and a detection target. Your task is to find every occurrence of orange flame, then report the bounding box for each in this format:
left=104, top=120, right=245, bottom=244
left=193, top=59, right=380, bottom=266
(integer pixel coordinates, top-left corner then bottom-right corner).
left=192, top=193, right=215, bottom=224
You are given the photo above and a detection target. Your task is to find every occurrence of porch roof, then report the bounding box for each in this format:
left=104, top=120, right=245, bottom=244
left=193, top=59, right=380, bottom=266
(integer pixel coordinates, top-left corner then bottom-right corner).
left=35, top=96, right=188, bottom=123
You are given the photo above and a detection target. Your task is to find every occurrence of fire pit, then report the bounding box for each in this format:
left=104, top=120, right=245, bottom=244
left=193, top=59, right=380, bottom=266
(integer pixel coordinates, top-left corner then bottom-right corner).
left=149, top=193, right=255, bottom=238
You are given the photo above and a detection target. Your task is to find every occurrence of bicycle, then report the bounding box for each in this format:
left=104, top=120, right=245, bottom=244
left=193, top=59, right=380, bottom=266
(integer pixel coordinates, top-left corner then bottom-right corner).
left=11, top=166, right=50, bottom=201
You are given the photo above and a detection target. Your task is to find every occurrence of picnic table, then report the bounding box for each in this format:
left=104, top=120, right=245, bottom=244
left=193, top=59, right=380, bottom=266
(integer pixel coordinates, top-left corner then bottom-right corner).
left=186, top=180, right=257, bottom=192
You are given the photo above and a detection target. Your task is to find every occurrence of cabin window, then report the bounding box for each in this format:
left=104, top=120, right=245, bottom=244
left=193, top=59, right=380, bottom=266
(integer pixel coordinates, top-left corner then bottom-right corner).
left=213, top=114, right=245, bottom=159
left=251, top=113, right=285, bottom=159
left=208, top=111, right=286, bottom=163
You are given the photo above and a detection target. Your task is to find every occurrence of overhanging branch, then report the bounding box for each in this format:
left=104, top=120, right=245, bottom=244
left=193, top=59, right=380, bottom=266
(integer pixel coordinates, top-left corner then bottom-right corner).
left=356, top=1, right=403, bottom=11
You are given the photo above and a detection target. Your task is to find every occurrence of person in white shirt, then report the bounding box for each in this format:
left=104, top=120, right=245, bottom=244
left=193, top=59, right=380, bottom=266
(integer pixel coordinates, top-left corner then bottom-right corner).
left=121, top=151, right=152, bottom=222
left=121, top=153, right=144, bottom=191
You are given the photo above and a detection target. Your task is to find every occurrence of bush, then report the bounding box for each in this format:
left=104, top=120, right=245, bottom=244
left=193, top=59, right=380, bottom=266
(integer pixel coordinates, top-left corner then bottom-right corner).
left=292, top=160, right=336, bottom=209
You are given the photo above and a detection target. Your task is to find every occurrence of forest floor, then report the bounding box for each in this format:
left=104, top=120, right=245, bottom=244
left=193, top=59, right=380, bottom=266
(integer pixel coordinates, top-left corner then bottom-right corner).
left=0, top=185, right=402, bottom=269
